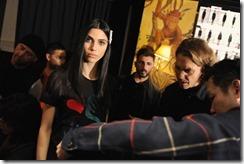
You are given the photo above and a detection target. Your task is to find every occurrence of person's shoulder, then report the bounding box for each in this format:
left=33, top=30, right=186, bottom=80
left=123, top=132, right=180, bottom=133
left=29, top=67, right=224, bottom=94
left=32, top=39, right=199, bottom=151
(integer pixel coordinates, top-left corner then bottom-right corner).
left=45, top=69, right=68, bottom=92
left=164, top=81, right=179, bottom=92
left=111, top=74, right=130, bottom=85
left=116, top=74, right=130, bottom=81
left=187, top=109, right=240, bottom=136
left=49, top=69, right=66, bottom=82
left=215, top=107, right=240, bottom=121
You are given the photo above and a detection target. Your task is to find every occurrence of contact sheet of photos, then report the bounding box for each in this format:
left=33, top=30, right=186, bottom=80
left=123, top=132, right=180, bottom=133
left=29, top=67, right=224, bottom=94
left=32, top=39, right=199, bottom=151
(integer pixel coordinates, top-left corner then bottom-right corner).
left=194, top=6, right=240, bottom=61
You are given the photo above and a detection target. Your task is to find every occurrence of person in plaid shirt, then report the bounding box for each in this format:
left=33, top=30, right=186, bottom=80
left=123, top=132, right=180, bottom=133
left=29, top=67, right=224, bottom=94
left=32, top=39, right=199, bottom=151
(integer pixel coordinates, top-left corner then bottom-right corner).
left=56, top=58, right=240, bottom=160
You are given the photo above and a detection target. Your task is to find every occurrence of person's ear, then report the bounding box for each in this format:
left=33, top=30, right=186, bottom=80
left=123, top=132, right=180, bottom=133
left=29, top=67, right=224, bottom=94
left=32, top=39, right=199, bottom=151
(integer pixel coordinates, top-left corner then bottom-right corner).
left=46, top=53, right=51, bottom=61
left=232, top=79, right=240, bottom=97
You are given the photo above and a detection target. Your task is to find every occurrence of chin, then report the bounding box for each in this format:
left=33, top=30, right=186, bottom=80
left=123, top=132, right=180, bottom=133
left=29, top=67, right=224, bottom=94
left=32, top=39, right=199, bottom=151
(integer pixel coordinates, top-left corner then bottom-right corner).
left=180, top=84, right=190, bottom=90
left=87, top=59, right=98, bottom=63
left=13, top=64, right=28, bottom=69
left=139, top=74, right=148, bottom=78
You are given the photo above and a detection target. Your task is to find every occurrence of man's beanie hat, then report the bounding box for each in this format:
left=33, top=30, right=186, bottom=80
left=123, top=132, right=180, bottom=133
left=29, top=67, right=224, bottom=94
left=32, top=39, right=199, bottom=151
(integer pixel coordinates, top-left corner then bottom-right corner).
left=19, top=34, right=45, bottom=60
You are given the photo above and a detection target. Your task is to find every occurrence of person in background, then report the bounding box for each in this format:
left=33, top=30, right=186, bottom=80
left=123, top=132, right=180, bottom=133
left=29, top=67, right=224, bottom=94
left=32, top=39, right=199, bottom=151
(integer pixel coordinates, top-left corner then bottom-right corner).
left=56, top=58, right=240, bottom=160
left=158, top=37, right=216, bottom=121
left=0, top=93, right=42, bottom=159
left=36, top=19, right=114, bottom=160
left=29, top=42, right=67, bottom=100
left=111, top=45, right=161, bottom=120
left=0, top=34, right=45, bottom=99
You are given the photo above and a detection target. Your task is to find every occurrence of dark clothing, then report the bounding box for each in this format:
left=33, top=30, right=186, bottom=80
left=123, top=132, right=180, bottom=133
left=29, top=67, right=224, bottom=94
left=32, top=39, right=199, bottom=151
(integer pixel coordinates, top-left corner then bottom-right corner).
left=0, top=51, right=41, bottom=99
left=62, top=107, right=240, bottom=160
left=41, top=71, right=115, bottom=159
left=29, top=79, right=44, bottom=100
left=158, top=82, right=211, bottom=121
left=111, top=74, right=161, bottom=120
left=0, top=137, right=37, bottom=160
left=41, top=72, right=101, bottom=146
left=0, top=93, right=42, bottom=160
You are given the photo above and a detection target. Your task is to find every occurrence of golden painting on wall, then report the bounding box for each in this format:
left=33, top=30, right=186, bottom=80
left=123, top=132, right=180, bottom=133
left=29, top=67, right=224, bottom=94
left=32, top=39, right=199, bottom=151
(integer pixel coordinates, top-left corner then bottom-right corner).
left=133, top=0, right=199, bottom=90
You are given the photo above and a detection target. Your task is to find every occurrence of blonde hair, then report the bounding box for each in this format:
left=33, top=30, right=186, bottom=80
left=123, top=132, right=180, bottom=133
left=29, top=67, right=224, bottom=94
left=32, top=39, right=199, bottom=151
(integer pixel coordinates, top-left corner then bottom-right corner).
left=176, top=38, right=216, bottom=68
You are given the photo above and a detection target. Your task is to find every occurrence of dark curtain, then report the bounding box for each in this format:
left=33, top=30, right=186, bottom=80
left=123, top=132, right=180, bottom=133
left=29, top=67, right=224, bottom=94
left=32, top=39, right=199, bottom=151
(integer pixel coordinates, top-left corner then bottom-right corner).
left=0, top=0, right=6, bottom=39
left=109, top=0, right=145, bottom=76
left=16, top=0, right=113, bottom=52
left=15, top=0, right=146, bottom=76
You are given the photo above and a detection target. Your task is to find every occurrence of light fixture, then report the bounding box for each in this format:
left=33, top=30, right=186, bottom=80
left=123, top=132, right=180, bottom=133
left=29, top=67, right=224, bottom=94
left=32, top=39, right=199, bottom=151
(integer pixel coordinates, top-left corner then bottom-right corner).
left=155, top=44, right=171, bottom=61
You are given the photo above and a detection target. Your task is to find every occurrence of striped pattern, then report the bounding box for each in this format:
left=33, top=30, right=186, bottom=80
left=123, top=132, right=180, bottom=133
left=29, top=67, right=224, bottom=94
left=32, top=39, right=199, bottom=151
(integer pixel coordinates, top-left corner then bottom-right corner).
left=129, top=119, right=136, bottom=151
left=97, top=123, right=106, bottom=151
left=62, top=108, right=240, bottom=159
left=163, top=117, right=176, bottom=157
left=185, top=115, right=212, bottom=159
left=136, top=137, right=240, bottom=155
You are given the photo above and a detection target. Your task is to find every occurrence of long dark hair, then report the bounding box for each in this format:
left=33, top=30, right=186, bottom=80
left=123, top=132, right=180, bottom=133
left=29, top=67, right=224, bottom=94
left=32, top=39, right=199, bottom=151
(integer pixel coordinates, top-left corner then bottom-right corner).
left=67, top=19, right=112, bottom=101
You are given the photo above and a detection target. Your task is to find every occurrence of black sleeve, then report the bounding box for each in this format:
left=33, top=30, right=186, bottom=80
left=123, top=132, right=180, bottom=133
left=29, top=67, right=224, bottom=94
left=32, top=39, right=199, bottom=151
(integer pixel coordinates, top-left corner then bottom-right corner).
left=40, top=71, right=64, bottom=106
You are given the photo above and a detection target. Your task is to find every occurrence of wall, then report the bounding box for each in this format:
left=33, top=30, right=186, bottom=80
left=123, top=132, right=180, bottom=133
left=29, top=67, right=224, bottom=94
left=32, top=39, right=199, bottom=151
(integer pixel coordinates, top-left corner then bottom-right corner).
left=0, top=0, right=19, bottom=52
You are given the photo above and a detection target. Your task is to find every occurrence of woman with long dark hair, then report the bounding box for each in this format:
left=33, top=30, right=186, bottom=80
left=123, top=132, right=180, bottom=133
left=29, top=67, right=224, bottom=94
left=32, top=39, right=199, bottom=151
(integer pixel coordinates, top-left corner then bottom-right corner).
left=36, top=19, right=113, bottom=160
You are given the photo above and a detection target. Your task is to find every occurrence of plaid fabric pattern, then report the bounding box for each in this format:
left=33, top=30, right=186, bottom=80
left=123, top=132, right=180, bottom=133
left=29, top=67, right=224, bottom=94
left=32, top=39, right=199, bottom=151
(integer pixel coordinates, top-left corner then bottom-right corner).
left=62, top=108, right=240, bottom=160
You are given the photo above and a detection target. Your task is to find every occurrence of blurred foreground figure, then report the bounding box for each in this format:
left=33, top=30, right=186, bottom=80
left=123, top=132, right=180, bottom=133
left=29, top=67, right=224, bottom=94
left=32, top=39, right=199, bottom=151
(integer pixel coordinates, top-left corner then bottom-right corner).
left=0, top=93, right=42, bottom=159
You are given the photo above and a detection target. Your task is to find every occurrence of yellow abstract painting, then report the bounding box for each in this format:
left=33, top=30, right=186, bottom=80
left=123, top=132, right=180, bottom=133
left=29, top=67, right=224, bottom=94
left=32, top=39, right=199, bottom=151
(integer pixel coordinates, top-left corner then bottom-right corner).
left=133, top=0, right=199, bottom=90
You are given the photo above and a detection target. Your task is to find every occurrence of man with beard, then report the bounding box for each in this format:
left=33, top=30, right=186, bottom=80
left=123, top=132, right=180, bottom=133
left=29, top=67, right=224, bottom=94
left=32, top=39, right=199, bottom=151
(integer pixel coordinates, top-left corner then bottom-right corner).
left=29, top=42, right=67, bottom=100
left=0, top=34, right=45, bottom=99
left=111, top=46, right=161, bottom=120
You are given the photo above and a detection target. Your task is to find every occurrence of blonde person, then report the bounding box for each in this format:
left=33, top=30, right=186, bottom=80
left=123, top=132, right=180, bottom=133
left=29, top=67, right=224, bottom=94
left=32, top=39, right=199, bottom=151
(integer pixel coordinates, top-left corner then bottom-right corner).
left=158, top=38, right=216, bottom=121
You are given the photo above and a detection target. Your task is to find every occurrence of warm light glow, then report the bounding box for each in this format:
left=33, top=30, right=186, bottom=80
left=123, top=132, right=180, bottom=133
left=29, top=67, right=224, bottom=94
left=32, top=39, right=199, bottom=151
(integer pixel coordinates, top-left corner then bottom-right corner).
left=155, top=44, right=171, bottom=61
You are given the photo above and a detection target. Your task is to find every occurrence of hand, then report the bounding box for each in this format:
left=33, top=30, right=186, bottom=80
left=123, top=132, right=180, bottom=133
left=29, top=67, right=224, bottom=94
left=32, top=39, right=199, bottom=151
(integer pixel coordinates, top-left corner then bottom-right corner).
left=56, top=142, right=71, bottom=160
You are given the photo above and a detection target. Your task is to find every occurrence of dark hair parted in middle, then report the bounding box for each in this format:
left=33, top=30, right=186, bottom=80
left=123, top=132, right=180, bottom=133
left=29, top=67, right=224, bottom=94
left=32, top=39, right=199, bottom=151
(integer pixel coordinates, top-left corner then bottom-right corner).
left=68, top=19, right=112, bottom=99
left=47, top=19, right=112, bottom=102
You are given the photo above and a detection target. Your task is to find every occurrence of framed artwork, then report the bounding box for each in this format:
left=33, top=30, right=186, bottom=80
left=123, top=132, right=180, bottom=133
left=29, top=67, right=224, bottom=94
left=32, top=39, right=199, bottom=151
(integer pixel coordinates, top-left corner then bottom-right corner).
left=194, top=6, right=240, bottom=61
left=133, top=0, right=199, bottom=89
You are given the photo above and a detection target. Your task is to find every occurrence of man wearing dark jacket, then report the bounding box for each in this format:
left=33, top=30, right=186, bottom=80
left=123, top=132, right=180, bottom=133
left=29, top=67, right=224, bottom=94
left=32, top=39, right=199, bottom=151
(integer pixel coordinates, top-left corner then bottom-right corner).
left=111, top=45, right=161, bottom=120
left=57, top=58, right=240, bottom=160
left=0, top=34, right=45, bottom=99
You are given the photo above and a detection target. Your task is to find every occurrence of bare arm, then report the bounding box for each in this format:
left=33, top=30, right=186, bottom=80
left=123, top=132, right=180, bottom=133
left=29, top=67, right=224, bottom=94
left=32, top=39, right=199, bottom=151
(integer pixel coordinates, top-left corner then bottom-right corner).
left=36, top=103, right=55, bottom=160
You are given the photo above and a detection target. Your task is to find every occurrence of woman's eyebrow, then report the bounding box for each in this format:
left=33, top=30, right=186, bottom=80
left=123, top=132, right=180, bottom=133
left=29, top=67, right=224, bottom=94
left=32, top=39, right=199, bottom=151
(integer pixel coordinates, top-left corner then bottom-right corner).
left=87, top=34, right=108, bottom=42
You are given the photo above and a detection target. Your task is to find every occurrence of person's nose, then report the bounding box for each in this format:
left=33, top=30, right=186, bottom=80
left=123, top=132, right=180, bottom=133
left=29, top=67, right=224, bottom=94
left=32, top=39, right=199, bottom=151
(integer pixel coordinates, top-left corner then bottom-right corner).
left=141, top=63, right=148, bottom=72
left=178, top=71, right=187, bottom=80
left=141, top=63, right=146, bottom=69
left=18, top=50, right=27, bottom=57
left=89, top=41, right=98, bottom=51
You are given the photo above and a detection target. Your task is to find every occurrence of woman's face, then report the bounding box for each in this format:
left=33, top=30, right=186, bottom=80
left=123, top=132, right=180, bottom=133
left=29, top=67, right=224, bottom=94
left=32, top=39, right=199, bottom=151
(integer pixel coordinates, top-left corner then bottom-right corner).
left=83, top=28, right=108, bottom=64
left=175, top=54, right=202, bottom=89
